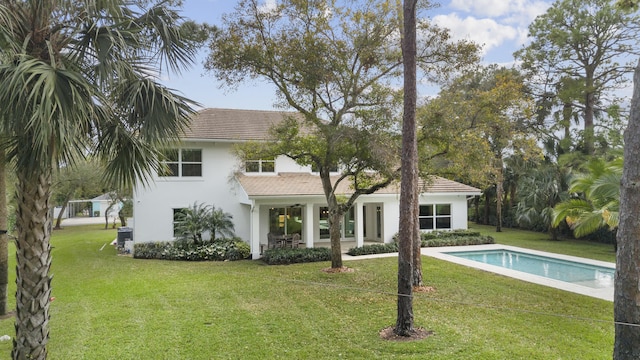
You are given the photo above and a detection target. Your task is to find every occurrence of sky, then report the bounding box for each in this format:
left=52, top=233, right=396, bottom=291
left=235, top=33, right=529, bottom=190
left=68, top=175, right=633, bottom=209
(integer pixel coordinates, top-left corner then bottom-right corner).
left=162, top=0, right=554, bottom=111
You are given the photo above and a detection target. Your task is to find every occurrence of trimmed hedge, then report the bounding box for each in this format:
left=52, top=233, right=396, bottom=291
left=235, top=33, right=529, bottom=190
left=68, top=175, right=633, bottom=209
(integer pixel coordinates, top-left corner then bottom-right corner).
left=421, top=234, right=494, bottom=247
left=420, top=230, right=482, bottom=240
left=261, top=247, right=331, bottom=265
left=348, top=230, right=494, bottom=256
left=133, top=238, right=251, bottom=261
left=346, top=243, right=398, bottom=256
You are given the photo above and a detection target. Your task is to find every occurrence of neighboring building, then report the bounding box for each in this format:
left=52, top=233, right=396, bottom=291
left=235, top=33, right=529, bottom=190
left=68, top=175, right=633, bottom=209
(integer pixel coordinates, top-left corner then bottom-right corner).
left=91, top=193, right=122, bottom=219
left=133, top=108, right=482, bottom=259
left=53, top=193, right=122, bottom=219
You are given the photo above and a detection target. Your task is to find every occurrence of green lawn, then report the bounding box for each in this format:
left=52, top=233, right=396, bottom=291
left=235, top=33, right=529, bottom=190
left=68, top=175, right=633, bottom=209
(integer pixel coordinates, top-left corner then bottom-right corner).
left=0, top=225, right=613, bottom=359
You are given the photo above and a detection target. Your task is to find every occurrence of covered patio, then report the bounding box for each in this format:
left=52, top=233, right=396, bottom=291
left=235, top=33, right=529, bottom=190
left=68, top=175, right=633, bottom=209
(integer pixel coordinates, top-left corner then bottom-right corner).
left=236, top=173, right=400, bottom=259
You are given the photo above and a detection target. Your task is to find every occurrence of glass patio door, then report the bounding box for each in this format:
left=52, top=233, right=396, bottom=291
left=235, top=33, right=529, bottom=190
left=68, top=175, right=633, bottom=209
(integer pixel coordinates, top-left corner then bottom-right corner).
left=269, top=206, right=303, bottom=235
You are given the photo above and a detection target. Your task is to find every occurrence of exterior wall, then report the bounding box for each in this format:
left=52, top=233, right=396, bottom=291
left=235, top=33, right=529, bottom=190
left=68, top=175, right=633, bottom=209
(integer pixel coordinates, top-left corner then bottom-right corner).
left=133, top=141, right=311, bottom=244
left=275, top=156, right=310, bottom=173
left=418, top=193, right=471, bottom=231
left=133, top=138, right=477, bottom=252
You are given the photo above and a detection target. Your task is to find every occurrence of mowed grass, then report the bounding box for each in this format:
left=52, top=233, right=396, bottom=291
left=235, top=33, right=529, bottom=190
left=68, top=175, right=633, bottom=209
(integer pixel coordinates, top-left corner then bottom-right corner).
left=0, top=225, right=613, bottom=359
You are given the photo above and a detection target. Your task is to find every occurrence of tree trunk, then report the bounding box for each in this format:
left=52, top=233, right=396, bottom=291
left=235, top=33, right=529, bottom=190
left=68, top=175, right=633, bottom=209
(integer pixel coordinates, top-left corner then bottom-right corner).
left=395, top=0, right=417, bottom=337
left=583, top=88, right=595, bottom=155
left=0, top=149, right=8, bottom=316
left=509, top=182, right=516, bottom=211
left=474, top=196, right=480, bottom=223
left=53, top=200, right=69, bottom=230
left=412, top=211, right=422, bottom=287
left=483, top=192, right=491, bottom=225
left=328, top=208, right=343, bottom=269
left=562, top=101, right=572, bottom=148
left=13, top=167, right=53, bottom=360
left=495, top=161, right=504, bottom=233
left=614, top=59, right=640, bottom=360
left=119, top=210, right=127, bottom=227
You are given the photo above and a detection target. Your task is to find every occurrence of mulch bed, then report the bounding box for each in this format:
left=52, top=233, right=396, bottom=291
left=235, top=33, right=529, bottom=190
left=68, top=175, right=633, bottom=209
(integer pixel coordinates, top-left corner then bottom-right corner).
left=379, top=326, right=433, bottom=341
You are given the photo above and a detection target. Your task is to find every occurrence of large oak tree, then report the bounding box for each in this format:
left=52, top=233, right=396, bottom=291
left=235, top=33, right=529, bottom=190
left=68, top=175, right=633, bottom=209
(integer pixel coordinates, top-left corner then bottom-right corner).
left=206, top=0, right=477, bottom=269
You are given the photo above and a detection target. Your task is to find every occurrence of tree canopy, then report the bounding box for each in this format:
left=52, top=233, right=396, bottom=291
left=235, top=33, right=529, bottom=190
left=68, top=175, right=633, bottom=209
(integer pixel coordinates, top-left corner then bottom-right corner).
left=515, top=0, right=640, bottom=155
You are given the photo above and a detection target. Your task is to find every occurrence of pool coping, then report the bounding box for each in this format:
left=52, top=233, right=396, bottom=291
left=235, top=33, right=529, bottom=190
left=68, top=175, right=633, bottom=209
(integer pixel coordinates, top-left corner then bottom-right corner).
left=421, top=244, right=615, bottom=302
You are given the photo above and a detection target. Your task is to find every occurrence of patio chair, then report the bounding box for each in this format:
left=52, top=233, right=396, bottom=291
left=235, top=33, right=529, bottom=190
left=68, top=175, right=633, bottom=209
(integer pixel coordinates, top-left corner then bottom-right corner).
left=267, top=233, right=278, bottom=249
left=290, top=233, right=300, bottom=248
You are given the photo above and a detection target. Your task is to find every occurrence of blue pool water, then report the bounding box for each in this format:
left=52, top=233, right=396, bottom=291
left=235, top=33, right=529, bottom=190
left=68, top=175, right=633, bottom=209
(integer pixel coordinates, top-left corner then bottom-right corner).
left=444, top=249, right=614, bottom=289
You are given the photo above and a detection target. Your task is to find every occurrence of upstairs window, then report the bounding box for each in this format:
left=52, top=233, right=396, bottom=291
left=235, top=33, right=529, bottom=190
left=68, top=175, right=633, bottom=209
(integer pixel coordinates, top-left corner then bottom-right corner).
left=245, top=158, right=275, bottom=173
left=160, top=149, right=202, bottom=177
left=418, top=204, right=452, bottom=230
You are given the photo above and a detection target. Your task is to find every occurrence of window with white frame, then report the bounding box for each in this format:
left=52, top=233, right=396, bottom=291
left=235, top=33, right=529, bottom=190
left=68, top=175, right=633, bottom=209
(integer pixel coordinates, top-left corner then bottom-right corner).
left=418, top=204, right=452, bottom=230
left=245, top=157, right=275, bottom=173
left=319, top=206, right=355, bottom=239
left=173, top=208, right=187, bottom=238
left=159, top=149, right=202, bottom=177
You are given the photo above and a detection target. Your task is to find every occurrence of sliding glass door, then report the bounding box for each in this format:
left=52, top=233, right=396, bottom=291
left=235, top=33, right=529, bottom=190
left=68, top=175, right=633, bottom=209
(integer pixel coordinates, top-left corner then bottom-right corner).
left=269, top=206, right=303, bottom=235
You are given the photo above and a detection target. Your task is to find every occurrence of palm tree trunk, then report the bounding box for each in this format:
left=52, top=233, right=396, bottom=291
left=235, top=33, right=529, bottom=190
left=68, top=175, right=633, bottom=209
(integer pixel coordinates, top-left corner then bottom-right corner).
left=0, top=149, right=8, bottom=316
left=13, top=167, right=53, bottom=360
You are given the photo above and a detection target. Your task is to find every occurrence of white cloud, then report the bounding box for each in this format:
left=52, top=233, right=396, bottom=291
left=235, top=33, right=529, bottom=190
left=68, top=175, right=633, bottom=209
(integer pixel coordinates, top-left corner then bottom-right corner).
left=449, top=0, right=551, bottom=25
left=450, top=0, right=512, bottom=17
left=258, top=0, right=277, bottom=14
left=432, top=14, right=518, bottom=55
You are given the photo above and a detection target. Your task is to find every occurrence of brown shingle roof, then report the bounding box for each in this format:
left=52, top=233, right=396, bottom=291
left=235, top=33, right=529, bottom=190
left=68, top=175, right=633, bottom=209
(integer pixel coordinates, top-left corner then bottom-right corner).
left=419, top=177, right=482, bottom=194
left=182, top=108, right=300, bottom=141
left=237, top=173, right=481, bottom=197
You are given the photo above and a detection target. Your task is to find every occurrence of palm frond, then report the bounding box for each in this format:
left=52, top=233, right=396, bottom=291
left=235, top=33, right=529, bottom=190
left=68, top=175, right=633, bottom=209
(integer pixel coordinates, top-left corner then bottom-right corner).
left=552, top=198, right=593, bottom=227
left=572, top=211, right=607, bottom=238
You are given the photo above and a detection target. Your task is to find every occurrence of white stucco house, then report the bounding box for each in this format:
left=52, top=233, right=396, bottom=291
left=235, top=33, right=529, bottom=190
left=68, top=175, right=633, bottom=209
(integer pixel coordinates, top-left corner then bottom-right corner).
left=133, top=108, right=482, bottom=259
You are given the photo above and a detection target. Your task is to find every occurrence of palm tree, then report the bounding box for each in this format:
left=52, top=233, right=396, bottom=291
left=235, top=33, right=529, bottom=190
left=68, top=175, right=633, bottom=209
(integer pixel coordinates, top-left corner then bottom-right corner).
left=175, top=203, right=212, bottom=244
left=515, top=160, right=570, bottom=239
left=0, top=2, right=199, bottom=358
left=552, top=157, right=622, bottom=238
left=209, top=207, right=235, bottom=241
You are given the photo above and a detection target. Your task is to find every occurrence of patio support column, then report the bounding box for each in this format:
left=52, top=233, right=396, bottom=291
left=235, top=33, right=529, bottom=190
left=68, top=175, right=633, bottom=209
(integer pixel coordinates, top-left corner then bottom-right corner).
left=355, top=201, right=364, bottom=248
left=305, top=204, right=314, bottom=248
left=250, top=203, right=261, bottom=259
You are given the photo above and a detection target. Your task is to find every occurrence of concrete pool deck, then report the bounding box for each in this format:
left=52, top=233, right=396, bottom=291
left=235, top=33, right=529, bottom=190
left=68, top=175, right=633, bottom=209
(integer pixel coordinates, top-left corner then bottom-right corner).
left=422, top=244, right=615, bottom=302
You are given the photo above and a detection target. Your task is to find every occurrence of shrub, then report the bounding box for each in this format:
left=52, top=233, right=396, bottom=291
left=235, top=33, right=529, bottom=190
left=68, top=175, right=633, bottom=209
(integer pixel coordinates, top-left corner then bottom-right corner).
left=346, top=243, right=398, bottom=256
left=261, top=247, right=331, bottom=265
left=350, top=231, right=494, bottom=256
left=133, top=238, right=251, bottom=261
left=132, top=242, right=168, bottom=260
left=421, top=235, right=494, bottom=247
left=419, top=230, right=481, bottom=241
left=227, top=239, right=251, bottom=261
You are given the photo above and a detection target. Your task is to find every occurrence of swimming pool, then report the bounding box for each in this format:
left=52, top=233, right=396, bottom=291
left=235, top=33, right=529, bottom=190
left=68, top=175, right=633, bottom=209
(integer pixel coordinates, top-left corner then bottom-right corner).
left=443, top=249, right=614, bottom=289
left=422, top=244, right=616, bottom=301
